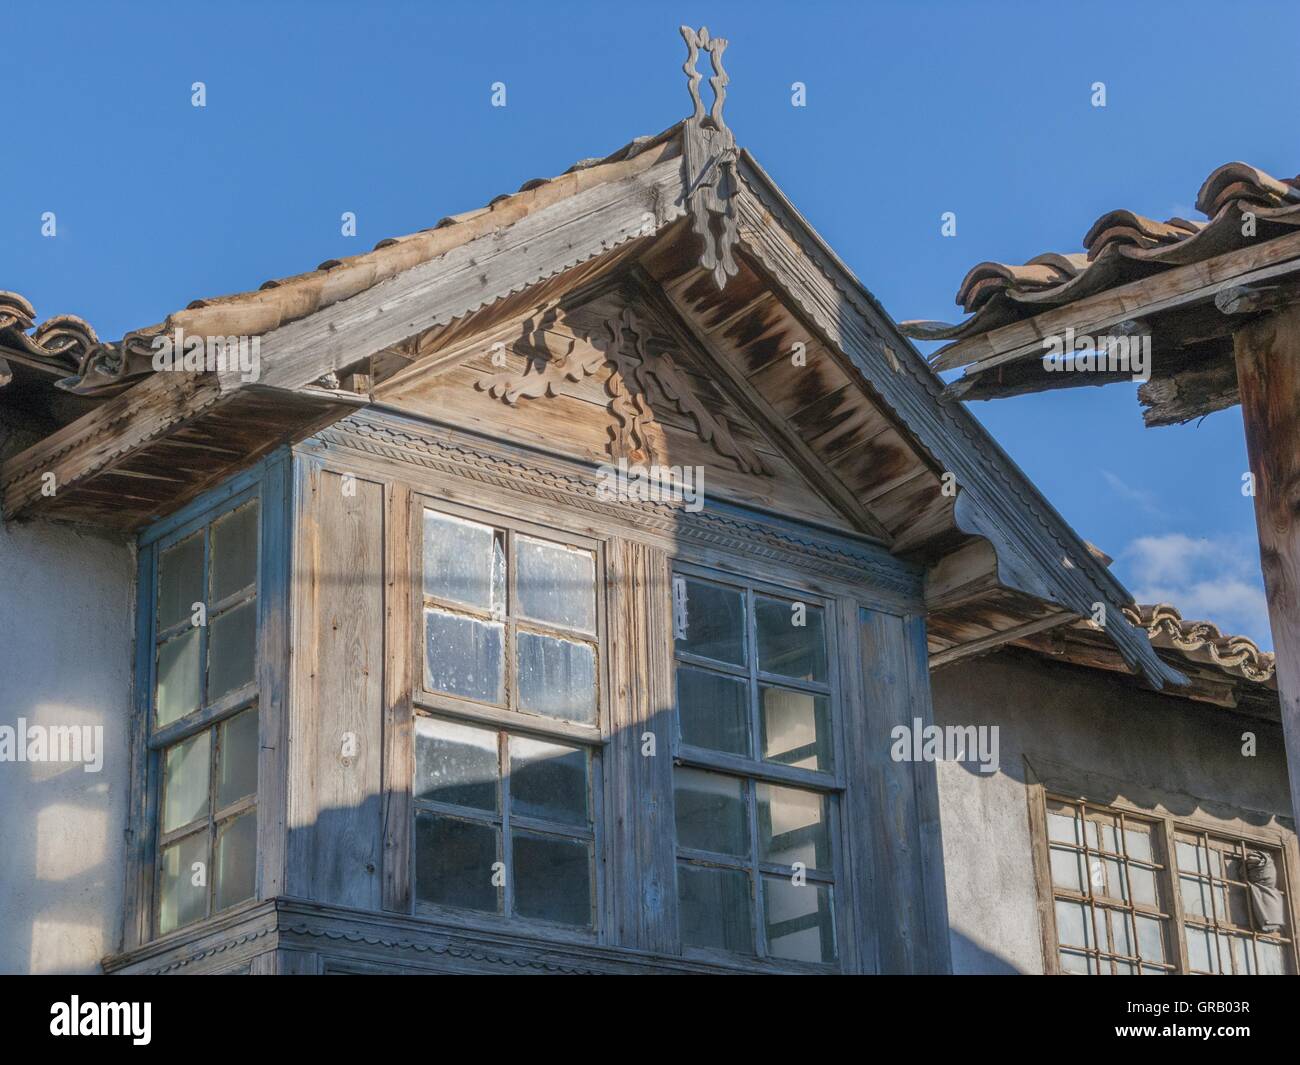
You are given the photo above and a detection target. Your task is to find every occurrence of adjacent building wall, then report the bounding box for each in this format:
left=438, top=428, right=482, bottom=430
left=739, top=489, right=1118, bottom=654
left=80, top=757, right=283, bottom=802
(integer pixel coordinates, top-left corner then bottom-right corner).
left=0, top=517, right=134, bottom=974
left=931, top=648, right=1294, bottom=975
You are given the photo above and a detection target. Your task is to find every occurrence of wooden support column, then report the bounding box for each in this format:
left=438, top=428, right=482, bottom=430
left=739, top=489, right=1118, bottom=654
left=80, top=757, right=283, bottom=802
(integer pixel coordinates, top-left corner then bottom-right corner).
left=1234, top=301, right=1300, bottom=822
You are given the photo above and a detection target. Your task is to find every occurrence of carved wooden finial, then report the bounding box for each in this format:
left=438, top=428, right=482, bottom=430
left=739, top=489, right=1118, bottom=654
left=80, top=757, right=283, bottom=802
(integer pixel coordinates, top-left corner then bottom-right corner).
left=679, top=26, right=739, bottom=290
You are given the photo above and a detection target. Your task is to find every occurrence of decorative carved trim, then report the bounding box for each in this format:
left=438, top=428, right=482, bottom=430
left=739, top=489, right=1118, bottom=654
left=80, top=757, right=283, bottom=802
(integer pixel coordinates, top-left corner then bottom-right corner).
left=680, top=26, right=739, bottom=290
left=313, top=412, right=921, bottom=599
left=135, top=926, right=276, bottom=976
left=473, top=303, right=770, bottom=476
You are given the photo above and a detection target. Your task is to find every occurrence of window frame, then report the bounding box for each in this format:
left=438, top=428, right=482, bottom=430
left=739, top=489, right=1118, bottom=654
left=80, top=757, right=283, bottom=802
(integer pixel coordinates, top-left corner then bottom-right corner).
left=668, top=560, right=850, bottom=971
left=132, top=470, right=277, bottom=943
left=410, top=495, right=609, bottom=942
left=1036, top=790, right=1299, bottom=975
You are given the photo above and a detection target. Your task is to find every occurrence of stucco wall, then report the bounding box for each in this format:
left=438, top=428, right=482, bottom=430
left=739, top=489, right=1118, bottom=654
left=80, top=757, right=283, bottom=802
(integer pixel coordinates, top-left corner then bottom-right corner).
left=0, top=518, right=134, bottom=974
left=931, top=648, right=1294, bottom=975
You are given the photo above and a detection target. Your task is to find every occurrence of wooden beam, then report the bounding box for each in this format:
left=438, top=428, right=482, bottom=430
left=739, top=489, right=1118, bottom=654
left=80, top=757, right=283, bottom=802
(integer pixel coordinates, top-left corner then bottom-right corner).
left=929, top=610, right=1077, bottom=669
left=932, top=229, right=1300, bottom=373
left=225, top=156, right=688, bottom=395
left=1233, top=301, right=1300, bottom=826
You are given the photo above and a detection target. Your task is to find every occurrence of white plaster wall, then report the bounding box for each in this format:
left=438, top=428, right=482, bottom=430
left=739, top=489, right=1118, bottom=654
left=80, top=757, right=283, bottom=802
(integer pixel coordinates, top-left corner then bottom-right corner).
left=931, top=649, right=1294, bottom=975
left=0, top=518, right=134, bottom=974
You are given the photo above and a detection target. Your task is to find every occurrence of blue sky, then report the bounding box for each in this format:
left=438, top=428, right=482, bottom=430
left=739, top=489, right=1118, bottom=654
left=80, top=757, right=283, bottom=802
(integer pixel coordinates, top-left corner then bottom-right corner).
left=4, top=1, right=1293, bottom=648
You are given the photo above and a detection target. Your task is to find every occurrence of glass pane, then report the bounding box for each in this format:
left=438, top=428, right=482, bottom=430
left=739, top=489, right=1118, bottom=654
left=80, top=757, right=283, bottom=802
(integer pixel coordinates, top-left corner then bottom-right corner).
left=763, top=877, right=836, bottom=964
left=210, top=502, right=258, bottom=602
left=677, top=666, right=749, bottom=756
left=156, top=627, right=201, bottom=727
left=677, top=864, right=753, bottom=955
left=1135, top=914, right=1166, bottom=962
left=159, top=831, right=207, bottom=934
left=1258, top=938, right=1289, bottom=975
left=208, top=598, right=256, bottom=701
left=162, top=730, right=211, bottom=833
left=1176, top=837, right=1207, bottom=874
left=1181, top=875, right=1211, bottom=918
left=1047, top=804, right=1081, bottom=845
left=414, top=811, right=501, bottom=913
left=516, top=630, right=596, bottom=725
left=675, top=579, right=745, bottom=666
left=760, top=686, right=831, bottom=771
left=414, top=717, right=498, bottom=811
left=1059, top=949, right=1093, bottom=974
left=214, top=810, right=256, bottom=911
left=1108, top=908, right=1135, bottom=958
left=1101, top=857, right=1128, bottom=902
left=216, top=708, right=258, bottom=809
left=516, top=536, right=595, bottom=633
left=423, top=510, right=504, bottom=612
left=1055, top=899, right=1093, bottom=949
left=1129, top=864, right=1158, bottom=907
left=508, top=735, right=587, bottom=825
left=674, top=768, right=748, bottom=857
left=512, top=831, right=592, bottom=927
left=424, top=608, right=504, bottom=704
left=757, top=782, right=831, bottom=871
left=1124, top=823, right=1154, bottom=863
left=158, top=532, right=203, bottom=631
left=1185, top=923, right=1217, bottom=972
left=1050, top=846, right=1085, bottom=893
left=755, top=596, right=827, bottom=683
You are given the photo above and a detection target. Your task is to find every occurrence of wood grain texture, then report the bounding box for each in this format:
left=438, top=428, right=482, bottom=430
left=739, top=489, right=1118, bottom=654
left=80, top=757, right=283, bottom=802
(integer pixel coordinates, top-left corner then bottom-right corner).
left=1234, top=301, right=1300, bottom=823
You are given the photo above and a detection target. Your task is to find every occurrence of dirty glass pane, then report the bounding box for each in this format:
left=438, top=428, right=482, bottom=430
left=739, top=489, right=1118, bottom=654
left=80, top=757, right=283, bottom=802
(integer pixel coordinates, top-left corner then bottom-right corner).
left=209, top=598, right=257, bottom=700
left=1258, top=938, right=1289, bottom=975
left=414, top=716, right=498, bottom=812
left=1050, top=845, right=1085, bottom=893
left=1181, top=875, right=1211, bottom=918
left=1107, top=908, right=1135, bottom=958
left=677, top=666, right=749, bottom=756
left=678, top=864, right=753, bottom=955
left=763, top=877, right=836, bottom=963
left=758, top=782, right=830, bottom=871
left=1047, top=804, right=1082, bottom=845
left=760, top=686, right=831, bottom=771
left=516, top=630, right=596, bottom=724
left=162, top=730, right=211, bottom=833
left=508, top=735, right=587, bottom=826
left=1059, top=949, right=1093, bottom=974
left=1124, top=822, right=1154, bottom=862
left=214, top=810, right=257, bottom=911
left=210, top=502, right=258, bottom=603
left=1135, top=914, right=1166, bottom=962
left=1128, top=863, right=1158, bottom=907
left=512, top=831, right=592, bottom=927
left=159, top=831, right=207, bottom=934
left=755, top=596, right=827, bottom=683
left=516, top=536, right=595, bottom=633
left=216, top=707, right=258, bottom=809
left=675, top=579, right=745, bottom=666
left=423, top=510, right=504, bottom=612
left=674, top=768, right=747, bottom=857
left=158, top=532, right=204, bottom=631
left=414, top=811, right=500, bottom=913
left=156, top=626, right=201, bottom=727
left=1055, top=899, right=1094, bottom=949
left=1185, top=922, right=1218, bottom=972
left=424, top=607, right=504, bottom=704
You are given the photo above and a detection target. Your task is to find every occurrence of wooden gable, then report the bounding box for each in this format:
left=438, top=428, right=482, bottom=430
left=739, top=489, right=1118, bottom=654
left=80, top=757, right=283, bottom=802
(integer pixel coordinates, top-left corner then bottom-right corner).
left=374, top=272, right=859, bottom=533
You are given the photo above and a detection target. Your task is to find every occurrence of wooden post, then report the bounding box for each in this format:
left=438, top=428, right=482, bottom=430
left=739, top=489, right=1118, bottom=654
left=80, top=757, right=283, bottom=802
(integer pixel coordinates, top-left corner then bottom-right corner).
left=1234, top=301, right=1300, bottom=823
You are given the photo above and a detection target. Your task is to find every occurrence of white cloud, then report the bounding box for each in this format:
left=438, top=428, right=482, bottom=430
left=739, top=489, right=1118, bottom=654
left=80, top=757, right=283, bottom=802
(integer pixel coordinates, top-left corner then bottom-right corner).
left=1100, top=470, right=1166, bottom=518
left=1120, top=533, right=1272, bottom=650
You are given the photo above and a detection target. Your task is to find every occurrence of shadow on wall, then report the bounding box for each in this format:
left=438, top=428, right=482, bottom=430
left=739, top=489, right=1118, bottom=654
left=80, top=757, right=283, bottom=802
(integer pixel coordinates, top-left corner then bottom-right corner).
left=950, top=929, right=1023, bottom=974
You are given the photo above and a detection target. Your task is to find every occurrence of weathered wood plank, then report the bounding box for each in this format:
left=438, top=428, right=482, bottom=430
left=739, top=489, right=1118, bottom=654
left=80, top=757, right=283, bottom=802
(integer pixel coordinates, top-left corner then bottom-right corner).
left=1233, top=301, right=1300, bottom=825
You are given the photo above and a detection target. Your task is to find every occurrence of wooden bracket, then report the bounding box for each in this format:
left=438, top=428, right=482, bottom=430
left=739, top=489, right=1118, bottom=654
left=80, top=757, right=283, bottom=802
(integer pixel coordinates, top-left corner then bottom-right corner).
left=680, top=26, right=739, bottom=290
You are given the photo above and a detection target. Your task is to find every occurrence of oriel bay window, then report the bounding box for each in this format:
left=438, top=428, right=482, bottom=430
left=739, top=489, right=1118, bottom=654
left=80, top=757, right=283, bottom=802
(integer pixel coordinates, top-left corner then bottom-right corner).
left=151, top=498, right=260, bottom=935
left=415, top=503, right=603, bottom=930
left=671, top=568, right=842, bottom=966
